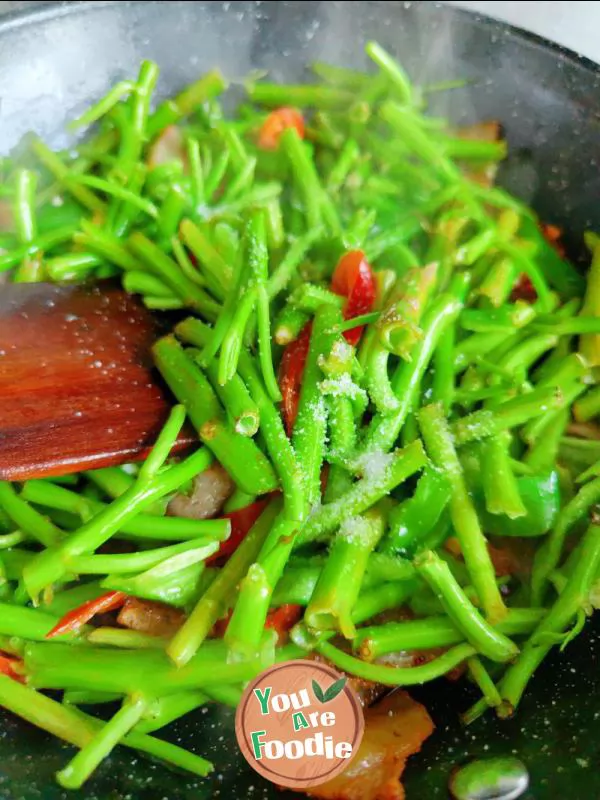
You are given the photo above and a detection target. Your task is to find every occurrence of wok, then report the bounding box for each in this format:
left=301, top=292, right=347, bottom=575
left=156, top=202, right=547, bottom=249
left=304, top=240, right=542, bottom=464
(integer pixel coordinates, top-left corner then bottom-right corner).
left=0, top=1, right=599, bottom=798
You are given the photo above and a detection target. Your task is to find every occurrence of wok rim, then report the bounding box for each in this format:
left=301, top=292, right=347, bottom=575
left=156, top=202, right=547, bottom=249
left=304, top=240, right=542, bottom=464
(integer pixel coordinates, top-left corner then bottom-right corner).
left=0, top=0, right=599, bottom=81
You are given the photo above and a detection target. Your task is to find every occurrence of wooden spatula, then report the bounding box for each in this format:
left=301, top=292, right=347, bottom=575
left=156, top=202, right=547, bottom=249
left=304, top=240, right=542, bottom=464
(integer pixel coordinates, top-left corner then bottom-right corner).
left=0, top=282, right=195, bottom=480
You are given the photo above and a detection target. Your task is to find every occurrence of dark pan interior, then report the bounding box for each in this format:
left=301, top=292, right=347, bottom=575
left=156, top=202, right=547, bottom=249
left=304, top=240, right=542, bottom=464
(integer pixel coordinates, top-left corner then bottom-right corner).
left=0, top=2, right=599, bottom=798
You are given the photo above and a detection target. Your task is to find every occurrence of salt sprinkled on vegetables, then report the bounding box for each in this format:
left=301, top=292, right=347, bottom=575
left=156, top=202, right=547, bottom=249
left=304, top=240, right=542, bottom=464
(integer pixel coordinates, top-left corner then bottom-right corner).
left=319, top=373, right=365, bottom=400
left=354, top=450, right=394, bottom=483
left=337, top=515, right=371, bottom=544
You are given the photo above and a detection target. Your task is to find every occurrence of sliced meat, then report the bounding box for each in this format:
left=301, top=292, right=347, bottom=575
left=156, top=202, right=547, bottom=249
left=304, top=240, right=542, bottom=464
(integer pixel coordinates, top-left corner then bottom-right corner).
left=348, top=674, right=389, bottom=709
left=456, top=120, right=503, bottom=188
left=567, top=421, right=600, bottom=440
left=464, top=162, right=499, bottom=189
left=445, top=535, right=530, bottom=580
left=117, top=597, right=184, bottom=638
left=487, top=537, right=536, bottom=582
left=0, top=200, right=13, bottom=232
left=455, top=120, right=502, bottom=142
left=297, top=690, right=434, bottom=800
left=147, top=124, right=186, bottom=168
left=308, top=650, right=388, bottom=709
left=167, top=463, right=235, bottom=520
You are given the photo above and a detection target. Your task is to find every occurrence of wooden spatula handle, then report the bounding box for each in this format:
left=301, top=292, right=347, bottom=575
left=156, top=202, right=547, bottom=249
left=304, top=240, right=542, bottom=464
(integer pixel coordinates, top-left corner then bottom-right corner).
left=0, top=283, right=195, bottom=480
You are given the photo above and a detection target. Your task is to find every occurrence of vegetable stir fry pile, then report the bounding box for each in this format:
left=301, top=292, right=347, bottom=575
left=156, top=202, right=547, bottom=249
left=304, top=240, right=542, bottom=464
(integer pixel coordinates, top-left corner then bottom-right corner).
left=1, top=41, right=600, bottom=795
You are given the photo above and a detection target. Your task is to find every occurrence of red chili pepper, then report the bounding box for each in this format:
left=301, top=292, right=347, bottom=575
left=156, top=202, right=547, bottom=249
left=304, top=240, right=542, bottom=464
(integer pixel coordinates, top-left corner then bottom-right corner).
left=45, top=590, right=127, bottom=639
left=207, top=498, right=271, bottom=565
left=265, top=603, right=303, bottom=639
left=211, top=610, right=232, bottom=639
left=277, top=252, right=376, bottom=434
left=331, top=249, right=376, bottom=345
left=258, top=107, right=305, bottom=150
left=0, top=652, right=24, bottom=683
left=511, top=273, right=537, bottom=303
left=211, top=603, right=302, bottom=643
left=540, top=222, right=566, bottom=258
left=278, top=323, right=312, bottom=436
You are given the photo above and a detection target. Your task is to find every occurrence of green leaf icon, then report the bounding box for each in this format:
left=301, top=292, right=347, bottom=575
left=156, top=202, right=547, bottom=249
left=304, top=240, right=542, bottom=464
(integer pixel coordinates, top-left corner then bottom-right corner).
left=323, top=676, right=347, bottom=702
left=312, top=676, right=347, bottom=703
left=312, top=679, right=326, bottom=703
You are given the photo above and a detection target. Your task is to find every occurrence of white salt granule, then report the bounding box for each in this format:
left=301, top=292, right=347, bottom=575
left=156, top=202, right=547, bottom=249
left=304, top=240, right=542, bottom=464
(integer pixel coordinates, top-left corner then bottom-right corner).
left=337, top=515, right=371, bottom=544
left=353, top=450, right=394, bottom=483
left=319, top=372, right=366, bottom=402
